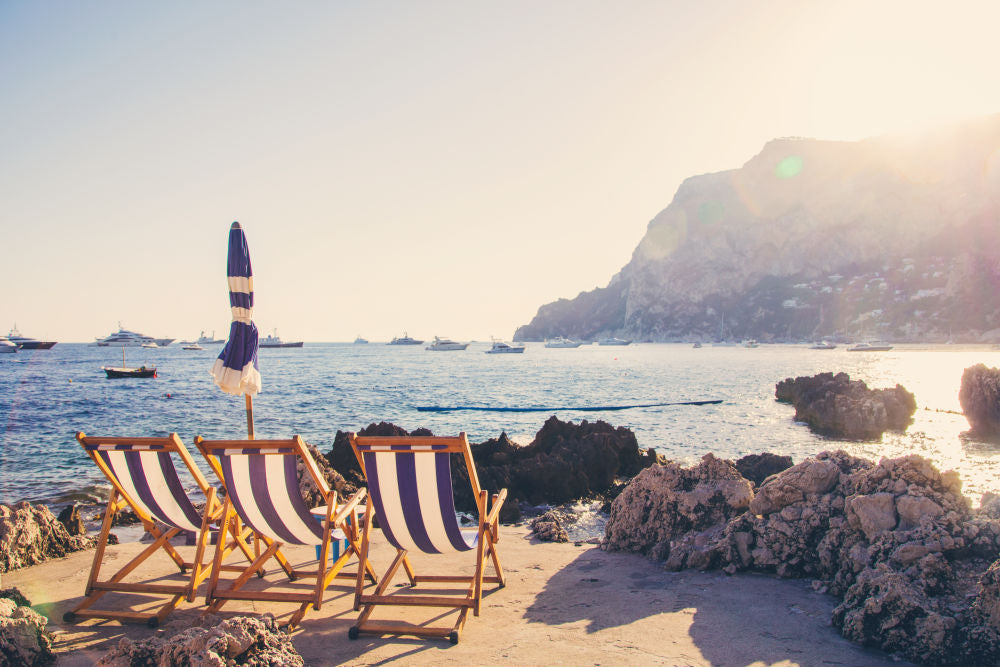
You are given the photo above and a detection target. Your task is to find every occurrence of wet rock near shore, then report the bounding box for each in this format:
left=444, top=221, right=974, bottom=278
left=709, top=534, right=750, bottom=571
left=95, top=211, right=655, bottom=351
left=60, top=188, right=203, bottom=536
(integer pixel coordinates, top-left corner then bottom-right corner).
left=0, top=502, right=98, bottom=573
left=603, top=450, right=1000, bottom=665
left=0, top=587, right=54, bottom=666
left=775, top=372, right=917, bottom=439
left=326, top=417, right=663, bottom=525
left=96, top=613, right=303, bottom=666
left=734, top=452, right=793, bottom=487
left=959, top=363, right=1000, bottom=437
left=56, top=505, right=86, bottom=537
left=297, top=443, right=350, bottom=509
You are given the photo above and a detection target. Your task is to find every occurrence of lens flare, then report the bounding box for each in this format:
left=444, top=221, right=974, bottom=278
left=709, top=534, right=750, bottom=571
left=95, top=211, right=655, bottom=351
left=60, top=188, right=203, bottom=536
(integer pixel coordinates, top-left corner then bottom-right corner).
left=776, top=155, right=804, bottom=179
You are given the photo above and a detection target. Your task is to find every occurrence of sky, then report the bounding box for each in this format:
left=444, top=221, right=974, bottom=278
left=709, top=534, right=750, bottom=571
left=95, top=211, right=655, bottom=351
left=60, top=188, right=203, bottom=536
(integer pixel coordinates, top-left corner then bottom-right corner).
left=2, top=1, right=1000, bottom=343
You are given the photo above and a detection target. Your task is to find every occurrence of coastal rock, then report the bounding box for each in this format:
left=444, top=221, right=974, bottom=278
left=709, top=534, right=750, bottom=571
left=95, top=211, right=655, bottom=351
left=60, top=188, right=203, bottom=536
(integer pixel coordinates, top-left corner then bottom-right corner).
left=734, top=452, right=793, bottom=487
left=96, top=614, right=303, bottom=667
left=0, top=588, right=54, bottom=666
left=602, top=453, right=753, bottom=564
left=56, top=505, right=86, bottom=537
left=530, top=511, right=569, bottom=543
left=0, top=502, right=97, bottom=573
left=845, top=493, right=898, bottom=541
left=297, top=443, right=349, bottom=509
left=749, top=457, right=843, bottom=515
left=775, top=372, right=917, bottom=439
left=326, top=422, right=433, bottom=492
left=959, top=363, right=1000, bottom=437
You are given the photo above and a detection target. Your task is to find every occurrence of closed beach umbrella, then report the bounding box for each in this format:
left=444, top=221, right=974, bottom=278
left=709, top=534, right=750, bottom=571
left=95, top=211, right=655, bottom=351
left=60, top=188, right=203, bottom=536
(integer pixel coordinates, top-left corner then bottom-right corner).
left=210, top=221, right=262, bottom=437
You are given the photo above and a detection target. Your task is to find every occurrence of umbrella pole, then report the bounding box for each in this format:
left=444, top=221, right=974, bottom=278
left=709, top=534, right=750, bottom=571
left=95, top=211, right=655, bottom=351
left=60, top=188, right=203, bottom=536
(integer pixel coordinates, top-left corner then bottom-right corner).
left=245, top=394, right=255, bottom=440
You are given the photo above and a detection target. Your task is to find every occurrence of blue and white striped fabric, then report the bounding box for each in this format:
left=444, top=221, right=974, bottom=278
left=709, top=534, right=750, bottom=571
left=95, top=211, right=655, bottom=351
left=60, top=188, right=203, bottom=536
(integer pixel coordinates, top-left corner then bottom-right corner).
left=87, top=444, right=203, bottom=533
left=210, top=221, right=261, bottom=395
left=360, top=448, right=478, bottom=554
left=217, top=450, right=325, bottom=546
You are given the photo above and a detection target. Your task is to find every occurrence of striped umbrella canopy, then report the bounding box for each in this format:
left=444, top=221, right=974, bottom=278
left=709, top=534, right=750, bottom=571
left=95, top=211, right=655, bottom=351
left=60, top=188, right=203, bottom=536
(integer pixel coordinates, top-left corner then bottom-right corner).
left=210, top=222, right=261, bottom=435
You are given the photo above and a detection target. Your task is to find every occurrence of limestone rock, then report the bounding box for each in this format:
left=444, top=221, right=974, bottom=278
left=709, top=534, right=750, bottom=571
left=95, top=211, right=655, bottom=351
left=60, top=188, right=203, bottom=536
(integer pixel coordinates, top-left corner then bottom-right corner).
left=0, top=588, right=54, bottom=666
left=846, top=493, right=898, bottom=541
left=775, top=372, right=916, bottom=439
left=530, top=511, right=569, bottom=543
left=749, top=457, right=843, bottom=516
left=959, top=363, right=1000, bottom=437
left=56, top=505, right=86, bottom=537
left=297, top=443, right=349, bottom=509
left=0, top=502, right=97, bottom=573
left=603, top=453, right=752, bottom=564
left=734, top=452, right=793, bottom=487
left=96, top=614, right=303, bottom=666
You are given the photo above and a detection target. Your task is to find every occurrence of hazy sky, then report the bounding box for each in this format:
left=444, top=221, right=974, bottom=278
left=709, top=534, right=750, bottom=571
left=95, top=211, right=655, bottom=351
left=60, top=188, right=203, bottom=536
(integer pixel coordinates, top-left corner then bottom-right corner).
left=3, top=1, right=999, bottom=342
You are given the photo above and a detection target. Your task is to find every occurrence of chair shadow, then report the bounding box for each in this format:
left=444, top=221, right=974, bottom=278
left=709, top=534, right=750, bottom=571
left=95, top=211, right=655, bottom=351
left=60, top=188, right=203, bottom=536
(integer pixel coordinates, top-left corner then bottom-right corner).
left=524, top=547, right=908, bottom=666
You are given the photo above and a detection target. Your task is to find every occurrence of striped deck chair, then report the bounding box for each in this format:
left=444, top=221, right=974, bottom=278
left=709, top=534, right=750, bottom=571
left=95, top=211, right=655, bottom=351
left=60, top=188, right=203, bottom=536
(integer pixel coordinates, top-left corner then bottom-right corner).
left=347, top=432, right=507, bottom=644
left=195, top=436, right=376, bottom=630
left=66, top=432, right=256, bottom=627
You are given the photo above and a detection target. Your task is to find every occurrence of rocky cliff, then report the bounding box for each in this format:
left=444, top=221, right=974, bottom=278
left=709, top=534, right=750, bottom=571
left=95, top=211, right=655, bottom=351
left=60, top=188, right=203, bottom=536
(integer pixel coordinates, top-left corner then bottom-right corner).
left=516, top=115, right=1000, bottom=342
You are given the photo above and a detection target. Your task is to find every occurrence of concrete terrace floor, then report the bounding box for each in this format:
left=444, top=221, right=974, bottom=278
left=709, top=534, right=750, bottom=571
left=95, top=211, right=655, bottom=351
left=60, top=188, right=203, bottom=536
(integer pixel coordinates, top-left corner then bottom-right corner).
left=4, top=526, right=910, bottom=666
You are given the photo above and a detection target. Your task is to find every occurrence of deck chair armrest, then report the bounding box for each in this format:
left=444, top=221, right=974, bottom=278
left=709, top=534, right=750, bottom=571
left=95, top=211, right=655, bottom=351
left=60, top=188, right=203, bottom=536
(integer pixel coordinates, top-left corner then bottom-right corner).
left=485, top=488, right=508, bottom=527
left=332, top=487, right=367, bottom=526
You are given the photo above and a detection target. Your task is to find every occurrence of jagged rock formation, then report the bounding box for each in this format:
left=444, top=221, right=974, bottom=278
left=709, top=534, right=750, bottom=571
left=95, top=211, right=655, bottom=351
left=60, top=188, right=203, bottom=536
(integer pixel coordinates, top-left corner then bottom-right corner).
left=775, top=372, right=916, bottom=439
left=96, top=614, right=303, bottom=666
left=297, top=443, right=349, bottom=509
left=0, top=502, right=97, bottom=573
left=529, top=511, right=569, bottom=543
left=325, top=417, right=663, bottom=524
left=959, top=363, right=1000, bottom=437
left=734, top=452, right=793, bottom=487
left=603, top=451, right=1000, bottom=665
left=0, top=588, right=54, bottom=666
left=516, top=115, right=1000, bottom=343
left=56, top=505, right=86, bottom=537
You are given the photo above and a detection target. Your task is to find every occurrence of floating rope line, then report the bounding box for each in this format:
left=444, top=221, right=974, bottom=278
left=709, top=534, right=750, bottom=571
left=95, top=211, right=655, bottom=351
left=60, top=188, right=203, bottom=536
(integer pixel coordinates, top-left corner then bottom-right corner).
left=416, top=399, right=723, bottom=413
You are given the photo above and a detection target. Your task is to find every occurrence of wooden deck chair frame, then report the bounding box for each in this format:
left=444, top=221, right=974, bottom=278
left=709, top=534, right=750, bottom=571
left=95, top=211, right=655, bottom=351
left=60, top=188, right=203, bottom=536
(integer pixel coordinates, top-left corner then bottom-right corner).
left=347, top=432, right=506, bottom=644
left=195, top=435, right=377, bottom=630
left=66, top=432, right=257, bottom=628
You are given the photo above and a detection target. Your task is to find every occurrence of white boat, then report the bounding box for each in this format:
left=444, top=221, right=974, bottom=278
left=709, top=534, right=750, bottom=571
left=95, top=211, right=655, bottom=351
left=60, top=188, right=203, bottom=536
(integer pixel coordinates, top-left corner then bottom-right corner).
left=353, top=336, right=369, bottom=344
left=196, top=330, right=226, bottom=345
left=0, top=337, right=18, bottom=353
left=140, top=342, right=159, bottom=349
left=7, top=326, right=56, bottom=349
left=93, top=324, right=156, bottom=347
left=742, top=339, right=759, bottom=348
left=848, top=341, right=893, bottom=352
left=485, top=340, right=525, bottom=354
left=598, top=337, right=631, bottom=346
left=545, top=336, right=583, bottom=348
left=388, top=332, right=423, bottom=345
left=692, top=342, right=702, bottom=348
left=426, top=336, right=468, bottom=351
left=182, top=343, right=204, bottom=350
left=809, top=340, right=837, bottom=350
left=259, top=330, right=304, bottom=348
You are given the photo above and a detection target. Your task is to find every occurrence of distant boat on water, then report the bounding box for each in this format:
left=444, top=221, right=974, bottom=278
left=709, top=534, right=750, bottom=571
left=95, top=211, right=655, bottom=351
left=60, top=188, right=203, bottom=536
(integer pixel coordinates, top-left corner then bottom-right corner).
left=426, top=336, right=468, bottom=351
left=598, top=337, right=631, bottom=346
left=259, top=330, right=304, bottom=348
left=94, top=324, right=156, bottom=347
left=742, top=339, right=759, bottom=348
left=545, top=336, right=583, bottom=348
left=101, top=347, right=156, bottom=378
left=810, top=340, right=837, bottom=350
left=153, top=338, right=174, bottom=347
left=485, top=339, right=525, bottom=354
left=0, top=337, right=18, bottom=353
left=388, top=332, right=423, bottom=345
left=182, top=343, right=204, bottom=350
left=196, top=330, right=226, bottom=344
left=848, top=341, right=893, bottom=352
left=7, top=326, right=56, bottom=350
left=353, top=336, right=369, bottom=344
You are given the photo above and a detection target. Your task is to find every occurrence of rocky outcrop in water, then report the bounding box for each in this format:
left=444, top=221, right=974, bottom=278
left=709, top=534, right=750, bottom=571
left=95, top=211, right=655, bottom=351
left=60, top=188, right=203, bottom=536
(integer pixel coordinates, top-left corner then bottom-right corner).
left=0, top=503, right=98, bottom=573
left=603, top=451, right=1000, bottom=665
left=0, top=588, right=54, bottom=666
left=775, top=372, right=916, bottom=439
left=959, top=363, right=1000, bottom=437
left=326, top=418, right=663, bottom=524
left=96, top=614, right=303, bottom=666
left=297, top=443, right=350, bottom=509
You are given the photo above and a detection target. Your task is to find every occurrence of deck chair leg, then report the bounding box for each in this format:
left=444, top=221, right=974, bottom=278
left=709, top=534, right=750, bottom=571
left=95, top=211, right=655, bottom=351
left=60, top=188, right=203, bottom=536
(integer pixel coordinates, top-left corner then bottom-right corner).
left=354, top=503, right=374, bottom=611
left=206, top=540, right=280, bottom=613
left=401, top=554, right=417, bottom=586
left=187, top=487, right=217, bottom=601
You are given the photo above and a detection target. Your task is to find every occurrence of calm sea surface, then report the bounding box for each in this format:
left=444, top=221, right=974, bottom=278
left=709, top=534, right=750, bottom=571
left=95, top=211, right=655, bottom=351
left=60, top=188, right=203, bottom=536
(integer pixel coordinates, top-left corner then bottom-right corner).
left=2, top=342, right=1000, bottom=508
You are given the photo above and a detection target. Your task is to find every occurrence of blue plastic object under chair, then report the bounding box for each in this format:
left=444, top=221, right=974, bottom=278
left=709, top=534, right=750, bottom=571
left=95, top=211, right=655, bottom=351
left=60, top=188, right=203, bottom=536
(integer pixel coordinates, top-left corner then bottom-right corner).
left=309, top=505, right=365, bottom=562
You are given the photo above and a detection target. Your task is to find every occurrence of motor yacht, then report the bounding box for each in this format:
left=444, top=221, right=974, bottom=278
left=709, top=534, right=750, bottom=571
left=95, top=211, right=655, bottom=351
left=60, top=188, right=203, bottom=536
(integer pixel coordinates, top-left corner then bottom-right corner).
left=388, top=332, right=423, bottom=345
left=196, top=331, right=226, bottom=344
left=809, top=340, right=837, bottom=350
left=259, top=330, right=304, bottom=348
left=742, top=339, right=759, bottom=348
left=485, top=340, right=525, bottom=354
left=6, top=326, right=56, bottom=349
left=0, top=337, right=18, bottom=353
left=93, top=324, right=156, bottom=347
left=544, top=336, right=583, bottom=348
left=426, top=336, right=468, bottom=351
left=353, top=336, right=369, bottom=344
left=598, top=337, right=632, bottom=346
left=848, top=341, right=893, bottom=352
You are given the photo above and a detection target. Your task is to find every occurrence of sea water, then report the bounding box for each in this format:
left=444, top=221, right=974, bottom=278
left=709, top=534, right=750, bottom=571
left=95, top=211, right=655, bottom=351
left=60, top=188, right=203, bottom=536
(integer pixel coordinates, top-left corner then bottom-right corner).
left=2, top=342, right=999, bottom=508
